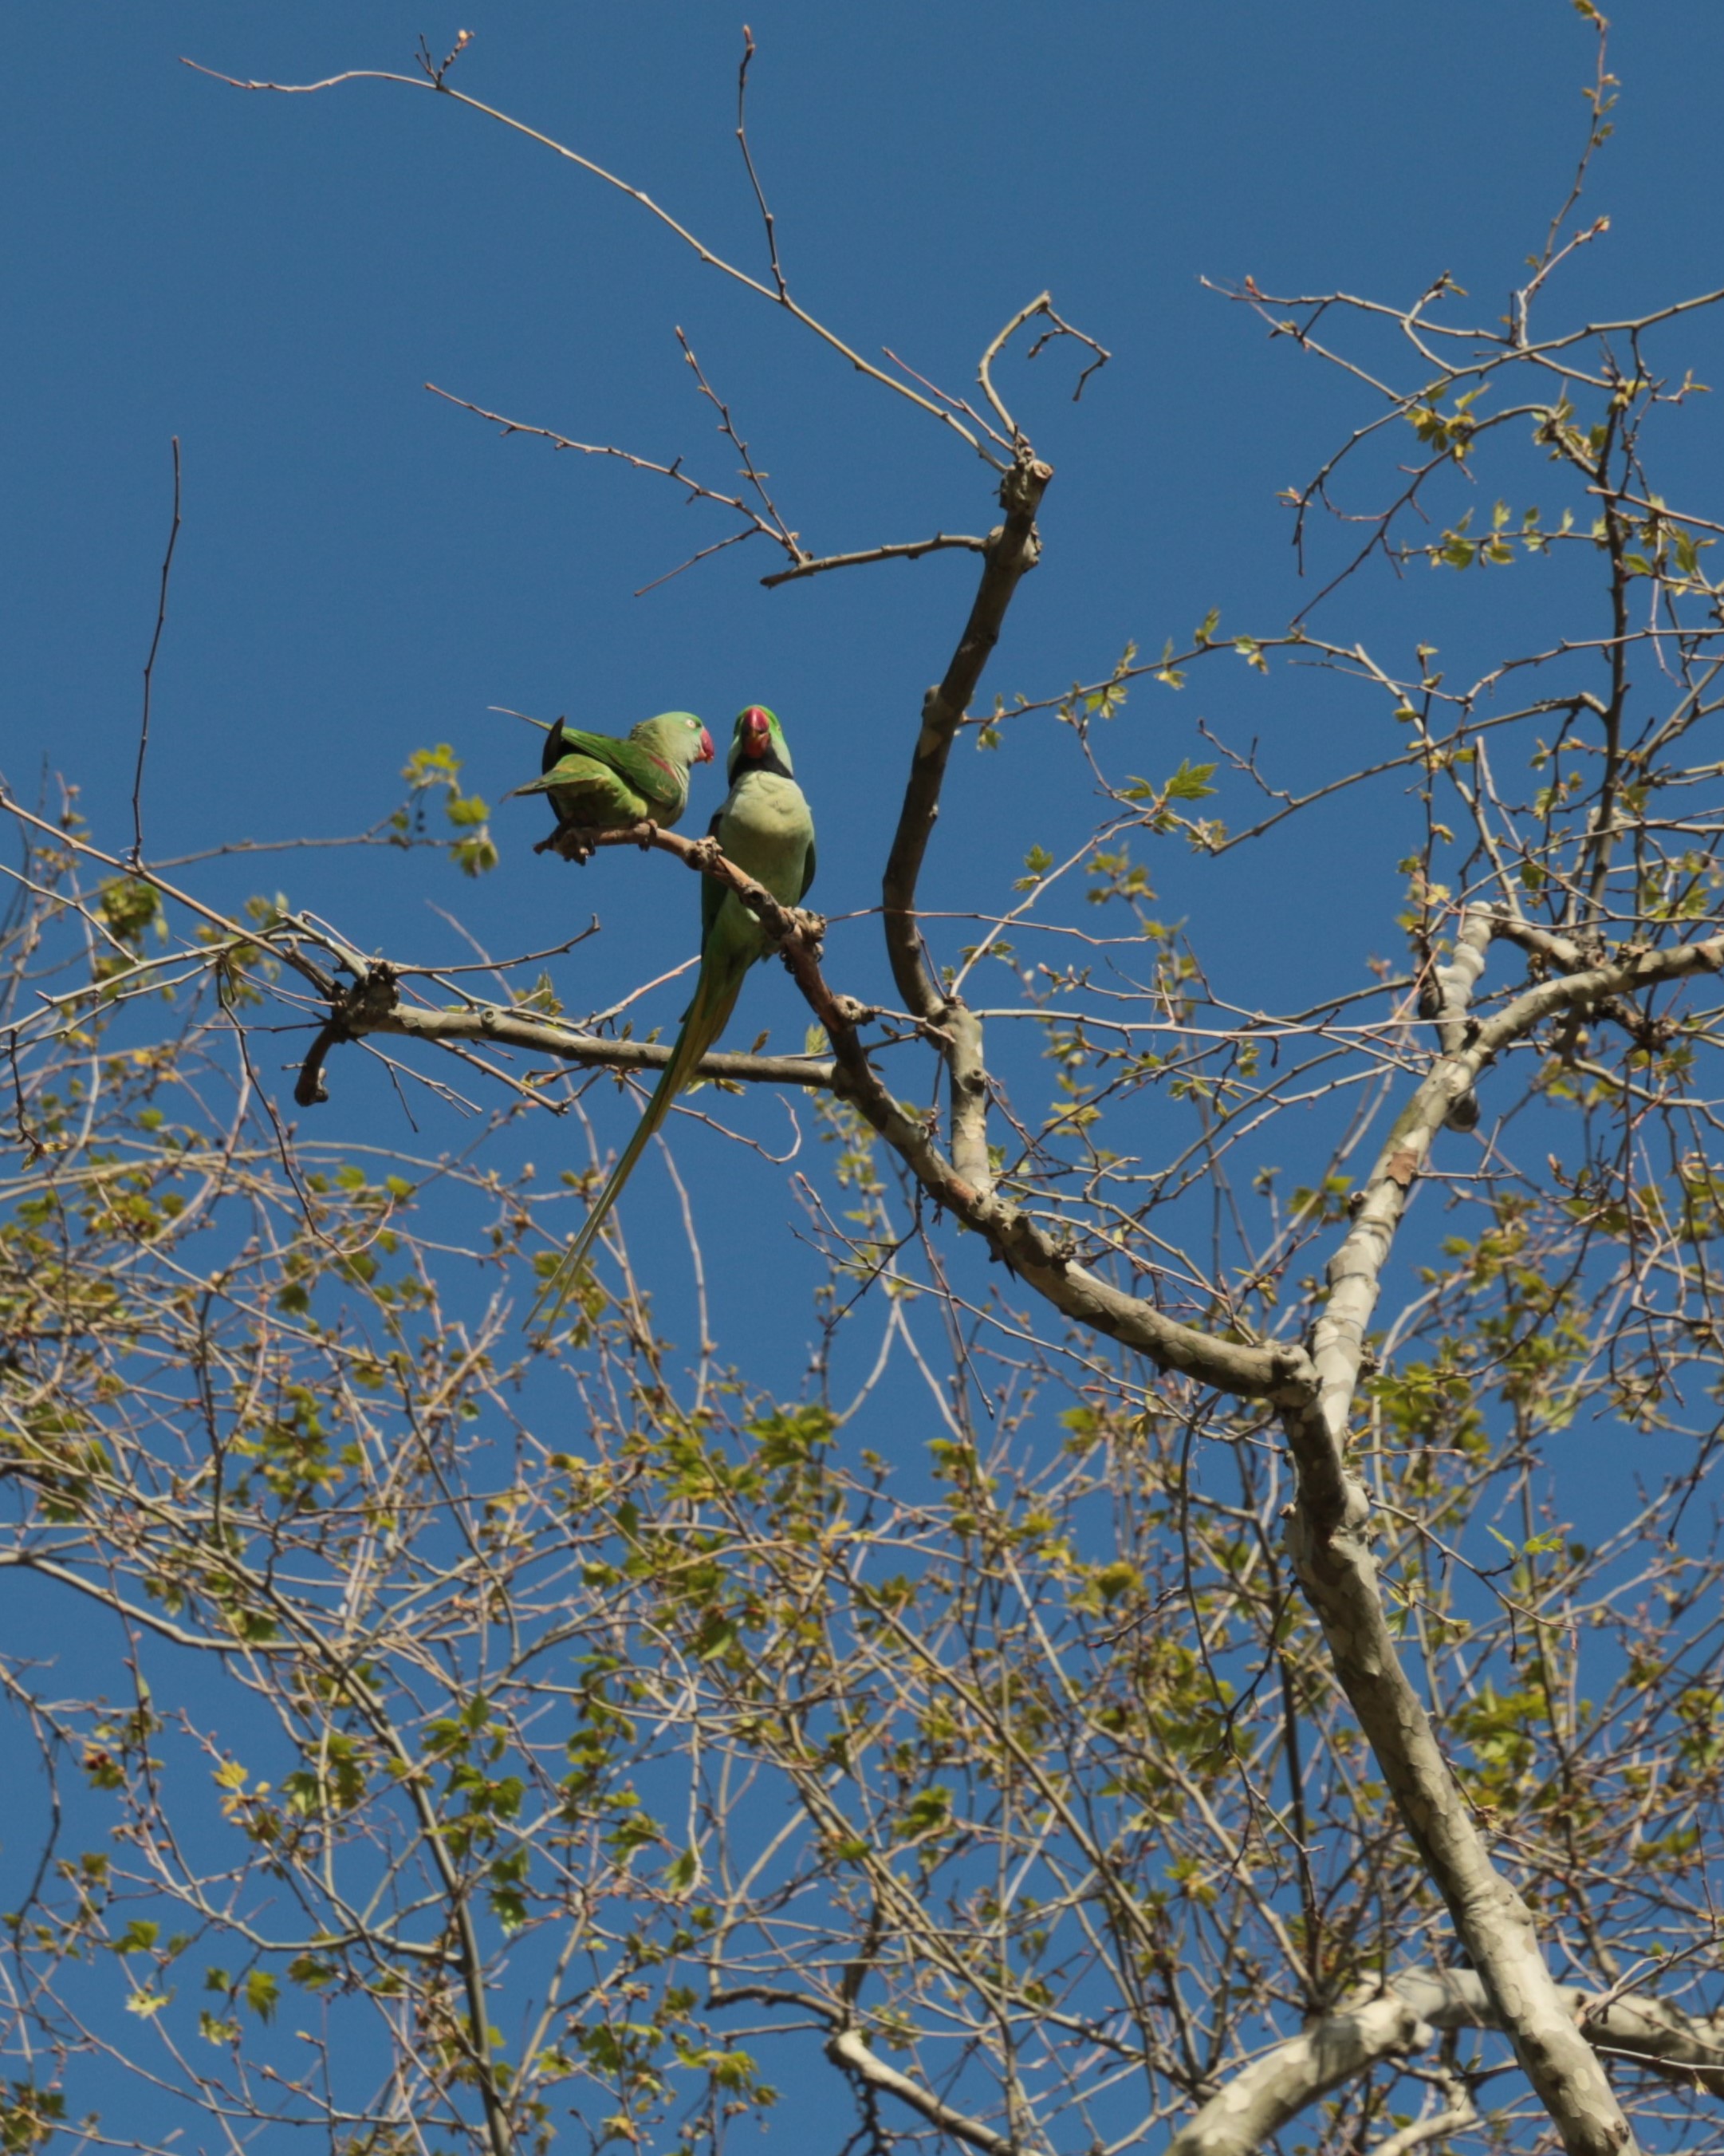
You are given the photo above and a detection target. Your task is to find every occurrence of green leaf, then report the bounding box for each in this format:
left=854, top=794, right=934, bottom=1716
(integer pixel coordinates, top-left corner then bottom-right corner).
left=1163, top=759, right=1218, bottom=803
left=897, top=1785, right=953, bottom=1840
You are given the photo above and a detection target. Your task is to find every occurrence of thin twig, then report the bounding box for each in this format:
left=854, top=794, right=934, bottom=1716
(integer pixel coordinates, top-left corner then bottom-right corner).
left=761, top=534, right=989, bottom=588
left=427, top=381, right=802, bottom=587
left=735, top=26, right=786, bottom=301
left=977, top=293, right=1112, bottom=445
left=130, top=436, right=182, bottom=869
left=183, top=56, right=995, bottom=463
left=676, top=324, right=800, bottom=550
left=426, top=383, right=775, bottom=534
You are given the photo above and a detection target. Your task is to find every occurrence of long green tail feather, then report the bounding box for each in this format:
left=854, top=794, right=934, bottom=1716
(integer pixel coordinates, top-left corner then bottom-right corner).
left=527, top=963, right=745, bottom=1332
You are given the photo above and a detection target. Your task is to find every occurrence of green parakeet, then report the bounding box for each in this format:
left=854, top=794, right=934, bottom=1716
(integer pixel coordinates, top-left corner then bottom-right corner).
left=511, top=711, right=714, bottom=832
left=531, top=704, right=817, bottom=1328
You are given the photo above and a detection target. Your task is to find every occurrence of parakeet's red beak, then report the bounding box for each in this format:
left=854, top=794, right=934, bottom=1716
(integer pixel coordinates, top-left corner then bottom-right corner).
left=741, top=706, right=772, bottom=759
left=697, top=727, right=716, bottom=763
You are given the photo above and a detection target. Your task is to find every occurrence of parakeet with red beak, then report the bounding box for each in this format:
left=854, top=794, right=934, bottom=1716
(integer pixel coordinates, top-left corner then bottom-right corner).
left=532, top=704, right=816, bottom=1326
left=510, top=710, right=714, bottom=832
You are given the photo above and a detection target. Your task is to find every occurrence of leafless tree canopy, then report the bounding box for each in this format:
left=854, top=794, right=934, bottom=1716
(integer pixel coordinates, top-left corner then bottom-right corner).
left=6, top=15, right=1724, bottom=2156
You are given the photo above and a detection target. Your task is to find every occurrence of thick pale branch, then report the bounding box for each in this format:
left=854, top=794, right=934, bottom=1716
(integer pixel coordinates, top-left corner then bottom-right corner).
left=1427, top=905, right=1493, bottom=1126
left=826, top=2028, right=1014, bottom=2156
left=293, top=996, right=838, bottom=1109
left=1274, top=909, right=1724, bottom=2156
left=1171, top=1969, right=1724, bottom=2156
left=1372, top=2092, right=1476, bottom=2156
left=1490, top=912, right=1585, bottom=972
left=1293, top=911, right=1724, bottom=1515
left=944, top=1000, right=994, bottom=1200
left=1284, top=1387, right=1609, bottom=2122
left=1169, top=1983, right=1439, bottom=2156
left=1470, top=929, right=1724, bottom=1056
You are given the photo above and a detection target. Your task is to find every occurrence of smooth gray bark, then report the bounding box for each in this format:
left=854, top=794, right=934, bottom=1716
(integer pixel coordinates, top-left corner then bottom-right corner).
left=1171, top=1969, right=1724, bottom=2156
left=1272, top=910, right=1708, bottom=2156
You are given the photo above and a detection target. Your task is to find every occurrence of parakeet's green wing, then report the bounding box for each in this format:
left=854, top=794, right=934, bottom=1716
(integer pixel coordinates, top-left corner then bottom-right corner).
left=509, top=756, right=648, bottom=814
left=553, top=727, right=687, bottom=816
left=700, top=808, right=726, bottom=950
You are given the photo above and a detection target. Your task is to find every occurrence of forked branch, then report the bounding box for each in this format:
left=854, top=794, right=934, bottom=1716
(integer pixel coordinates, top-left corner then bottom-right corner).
left=1171, top=1968, right=1724, bottom=2156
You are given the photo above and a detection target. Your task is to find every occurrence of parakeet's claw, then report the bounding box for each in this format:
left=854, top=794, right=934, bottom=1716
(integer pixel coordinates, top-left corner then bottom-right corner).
left=634, top=819, right=660, bottom=850
left=547, top=824, right=596, bottom=865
